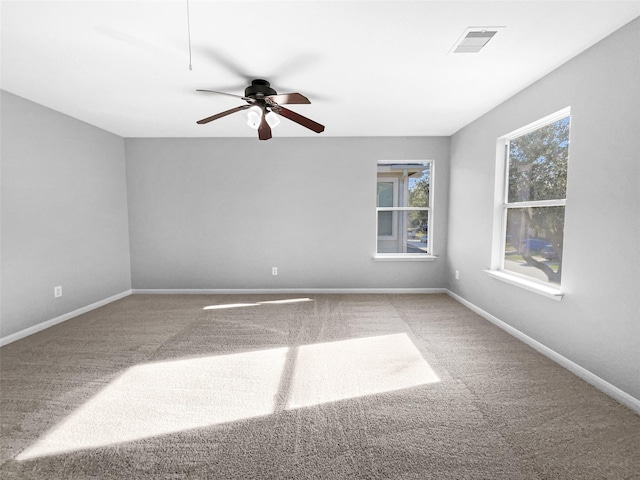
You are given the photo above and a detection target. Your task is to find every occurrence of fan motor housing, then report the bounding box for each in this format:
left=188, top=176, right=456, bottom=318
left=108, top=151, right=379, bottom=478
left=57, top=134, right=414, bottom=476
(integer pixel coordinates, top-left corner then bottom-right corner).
left=245, top=79, right=277, bottom=98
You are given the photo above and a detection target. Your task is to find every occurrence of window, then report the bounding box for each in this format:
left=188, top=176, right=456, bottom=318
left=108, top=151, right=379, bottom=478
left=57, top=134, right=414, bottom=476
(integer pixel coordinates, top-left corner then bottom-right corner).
left=376, top=161, right=433, bottom=258
left=493, top=108, right=570, bottom=291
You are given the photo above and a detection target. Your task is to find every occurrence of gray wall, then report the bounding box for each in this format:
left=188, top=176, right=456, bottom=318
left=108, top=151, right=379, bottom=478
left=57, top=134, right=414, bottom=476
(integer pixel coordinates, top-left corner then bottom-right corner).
left=1, top=91, right=131, bottom=338
left=447, top=19, right=640, bottom=399
left=125, top=137, right=450, bottom=290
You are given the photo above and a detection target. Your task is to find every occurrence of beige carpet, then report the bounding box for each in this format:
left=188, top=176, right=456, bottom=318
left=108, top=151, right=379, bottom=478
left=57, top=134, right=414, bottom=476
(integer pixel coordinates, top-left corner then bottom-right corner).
left=1, top=294, right=638, bottom=479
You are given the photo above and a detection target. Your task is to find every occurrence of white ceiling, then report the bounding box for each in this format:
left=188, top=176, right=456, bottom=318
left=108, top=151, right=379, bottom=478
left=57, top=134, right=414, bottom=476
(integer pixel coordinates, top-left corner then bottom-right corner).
left=2, top=1, right=639, bottom=138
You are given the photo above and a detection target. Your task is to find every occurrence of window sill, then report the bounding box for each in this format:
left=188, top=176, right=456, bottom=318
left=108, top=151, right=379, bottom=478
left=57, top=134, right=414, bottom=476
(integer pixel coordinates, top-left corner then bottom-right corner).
left=374, top=255, right=437, bottom=262
left=484, top=270, right=564, bottom=301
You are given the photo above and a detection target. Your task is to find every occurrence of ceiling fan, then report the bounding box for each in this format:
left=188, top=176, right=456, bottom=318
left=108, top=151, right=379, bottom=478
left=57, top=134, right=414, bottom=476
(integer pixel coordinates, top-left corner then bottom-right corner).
left=196, top=79, right=325, bottom=140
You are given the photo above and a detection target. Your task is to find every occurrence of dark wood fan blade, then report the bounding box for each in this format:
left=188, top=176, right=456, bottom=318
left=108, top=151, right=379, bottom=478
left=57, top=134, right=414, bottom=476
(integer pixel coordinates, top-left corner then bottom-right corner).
left=196, top=89, right=252, bottom=102
left=196, top=105, right=250, bottom=124
left=258, top=112, right=272, bottom=140
left=265, top=93, right=311, bottom=105
left=275, top=107, right=325, bottom=133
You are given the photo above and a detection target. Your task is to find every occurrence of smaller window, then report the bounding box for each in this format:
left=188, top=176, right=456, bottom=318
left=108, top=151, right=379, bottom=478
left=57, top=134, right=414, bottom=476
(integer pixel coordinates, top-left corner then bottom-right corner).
left=376, top=161, right=433, bottom=258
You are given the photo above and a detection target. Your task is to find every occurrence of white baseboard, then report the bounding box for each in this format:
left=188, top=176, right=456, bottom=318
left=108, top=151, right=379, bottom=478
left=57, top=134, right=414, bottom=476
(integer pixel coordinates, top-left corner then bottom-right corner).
left=132, top=288, right=448, bottom=295
left=0, top=290, right=132, bottom=347
left=446, top=289, right=640, bottom=415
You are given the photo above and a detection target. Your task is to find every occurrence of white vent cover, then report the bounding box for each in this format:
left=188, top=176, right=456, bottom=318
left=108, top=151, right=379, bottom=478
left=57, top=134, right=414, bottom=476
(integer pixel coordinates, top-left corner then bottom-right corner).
left=451, top=27, right=504, bottom=53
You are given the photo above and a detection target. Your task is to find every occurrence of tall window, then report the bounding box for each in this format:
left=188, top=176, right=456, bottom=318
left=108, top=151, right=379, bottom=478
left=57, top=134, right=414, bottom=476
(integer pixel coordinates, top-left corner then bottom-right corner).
left=376, top=161, right=432, bottom=256
left=499, top=109, right=570, bottom=285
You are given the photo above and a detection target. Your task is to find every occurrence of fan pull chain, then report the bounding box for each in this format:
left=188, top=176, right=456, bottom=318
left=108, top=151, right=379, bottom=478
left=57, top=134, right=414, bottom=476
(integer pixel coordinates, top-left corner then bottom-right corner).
left=186, top=0, right=193, bottom=70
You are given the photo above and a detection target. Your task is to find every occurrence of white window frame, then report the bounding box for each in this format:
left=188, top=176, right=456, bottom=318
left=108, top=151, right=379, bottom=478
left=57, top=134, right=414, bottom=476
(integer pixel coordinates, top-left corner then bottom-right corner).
left=375, top=160, right=435, bottom=261
left=486, top=107, right=570, bottom=300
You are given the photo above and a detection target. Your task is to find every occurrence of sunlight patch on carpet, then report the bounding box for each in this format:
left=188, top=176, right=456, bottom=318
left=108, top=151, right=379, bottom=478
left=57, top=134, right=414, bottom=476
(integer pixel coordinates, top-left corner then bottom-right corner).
left=287, top=333, right=440, bottom=409
left=16, top=348, right=288, bottom=460
left=202, top=303, right=260, bottom=310
left=203, top=298, right=314, bottom=310
left=17, top=333, right=438, bottom=460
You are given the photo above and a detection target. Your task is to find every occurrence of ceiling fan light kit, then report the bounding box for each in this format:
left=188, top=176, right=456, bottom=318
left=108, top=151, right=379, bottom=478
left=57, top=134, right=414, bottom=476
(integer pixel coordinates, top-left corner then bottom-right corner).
left=265, top=111, right=280, bottom=128
left=196, top=79, right=324, bottom=140
left=246, top=106, right=263, bottom=129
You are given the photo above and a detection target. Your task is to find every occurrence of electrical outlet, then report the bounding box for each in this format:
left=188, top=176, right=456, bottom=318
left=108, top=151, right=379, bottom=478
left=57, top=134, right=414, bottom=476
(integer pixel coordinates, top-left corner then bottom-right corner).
left=272, top=267, right=278, bottom=276
left=455, top=270, right=460, bottom=280
left=54, top=285, right=62, bottom=298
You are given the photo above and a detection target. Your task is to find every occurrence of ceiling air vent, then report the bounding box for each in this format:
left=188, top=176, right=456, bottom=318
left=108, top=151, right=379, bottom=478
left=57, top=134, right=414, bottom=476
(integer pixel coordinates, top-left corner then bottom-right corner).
left=451, top=27, right=503, bottom=53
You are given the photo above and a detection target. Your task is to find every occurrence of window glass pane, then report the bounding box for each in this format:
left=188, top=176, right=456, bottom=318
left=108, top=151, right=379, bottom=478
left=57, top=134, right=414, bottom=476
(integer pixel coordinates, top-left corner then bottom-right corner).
left=508, top=117, right=570, bottom=203
left=377, top=211, right=394, bottom=237
left=504, top=206, right=565, bottom=284
left=378, top=211, right=429, bottom=254
left=377, top=182, right=394, bottom=207
left=408, top=166, right=430, bottom=208
left=407, top=210, right=429, bottom=241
